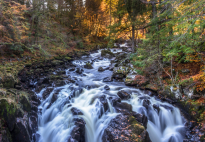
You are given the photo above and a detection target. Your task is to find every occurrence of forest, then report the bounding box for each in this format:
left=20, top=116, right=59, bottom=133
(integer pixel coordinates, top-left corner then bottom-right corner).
left=0, top=0, right=205, bottom=142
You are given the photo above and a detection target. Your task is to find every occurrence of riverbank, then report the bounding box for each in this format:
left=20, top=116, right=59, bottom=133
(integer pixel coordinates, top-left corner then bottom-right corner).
left=0, top=43, right=106, bottom=142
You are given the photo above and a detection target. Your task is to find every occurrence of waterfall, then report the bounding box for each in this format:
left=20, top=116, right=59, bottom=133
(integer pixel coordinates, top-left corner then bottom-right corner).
left=35, top=49, right=185, bottom=142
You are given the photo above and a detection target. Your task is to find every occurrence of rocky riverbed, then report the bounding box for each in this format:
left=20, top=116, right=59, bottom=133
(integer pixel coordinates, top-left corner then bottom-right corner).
left=0, top=46, right=204, bottom=142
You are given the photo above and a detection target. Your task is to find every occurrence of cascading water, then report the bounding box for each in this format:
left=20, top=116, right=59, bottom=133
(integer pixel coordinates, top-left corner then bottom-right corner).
left=35, top=49, right=185, bottom=142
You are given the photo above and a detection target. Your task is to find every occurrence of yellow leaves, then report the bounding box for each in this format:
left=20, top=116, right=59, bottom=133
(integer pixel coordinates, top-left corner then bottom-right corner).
left=192, top=72, right=205, bottom=92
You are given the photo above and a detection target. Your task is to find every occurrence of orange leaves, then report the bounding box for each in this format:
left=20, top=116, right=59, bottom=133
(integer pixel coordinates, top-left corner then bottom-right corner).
left=192, top=72, right=205, bottom=92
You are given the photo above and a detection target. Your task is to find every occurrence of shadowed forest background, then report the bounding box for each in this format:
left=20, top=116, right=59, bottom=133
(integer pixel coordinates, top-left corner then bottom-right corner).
left=0, top=0, right=205, bottom=141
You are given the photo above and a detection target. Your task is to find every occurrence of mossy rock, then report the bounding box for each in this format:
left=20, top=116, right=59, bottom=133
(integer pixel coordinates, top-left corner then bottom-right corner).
left=64, top=57, right=73, bottom=61
left=51, top=60, right=64, bottom=66
left=101, top=50, right=115, bottom=58
left=129, top=116, right=145, bottom=135
left=2, top=75, right=15, bottom=88
left=84, top=63, right=93, bottom=69
left=0, top=99, right=16, bottom=132
left=113, top=66, right=130, bottom=76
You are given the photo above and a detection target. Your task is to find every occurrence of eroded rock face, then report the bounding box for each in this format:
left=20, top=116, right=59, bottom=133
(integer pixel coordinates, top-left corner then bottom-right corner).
left=102, top=114, right=151, bottom=142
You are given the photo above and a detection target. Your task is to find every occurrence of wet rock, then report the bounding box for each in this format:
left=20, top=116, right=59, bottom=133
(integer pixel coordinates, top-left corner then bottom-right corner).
left=103, top=77, right=113, bottom=82
left=69, top=118, right=86, bottom=142
left=109, top=96, right=121, bottom=105
left=113, top=73, right=124, bottom=79
left=98, top=67, right=104, bottom=72
left=54, top=80, right=66, bottom=87
left=114, top=102, right=132, bottom=113
left=51, top=93, right=58, bottom=103
left=75, top=68, right=84, bottom=74
left=42, top=87, right=54, bottom=99
left=69, top=68, right=75, bottom=71
left=71, top=107, right=83, bottom=115
left=12, top=118, right=31, bottom=142
left=99, top=95, right=109, bottom=112
left=102, top=114, right=149, bottom=142
left=2, top=75, right=15, bottom=88
left=101, top=50, right=115, bottom=58
left=153, top=104, right=160, bottom=113
left=142, top=99, right=151, bottom=110
left=104, top=85, right=110, bottom=90
left=160, top=104, right=173, bottom=111
left=132, top=112, right=148, bottom=128
left=20, top=95, right=31, bottom=112
left=84, top=63, right=93, bottom=69
left=117, top=90, right=131, bottom=100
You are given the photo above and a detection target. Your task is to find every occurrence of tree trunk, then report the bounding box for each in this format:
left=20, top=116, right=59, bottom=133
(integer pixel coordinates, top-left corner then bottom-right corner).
left=132, top=24, right=135, bottom=52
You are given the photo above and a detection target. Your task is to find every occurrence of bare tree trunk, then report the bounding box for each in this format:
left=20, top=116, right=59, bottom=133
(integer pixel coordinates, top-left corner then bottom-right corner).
left=132, top=24, right=135, bottom=52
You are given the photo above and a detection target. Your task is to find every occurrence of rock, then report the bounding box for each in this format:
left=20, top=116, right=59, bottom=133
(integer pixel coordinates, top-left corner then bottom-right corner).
left=113, top=66, right=130, bottom=76
left=153, top=104, right=160, bottom=113
left=42, top=87, right=54, bottom=99
left=114, top=102, right=132, bottom=113
left=54, top=80, right=66, bottom=87
left=181, top=69, right=190, bottom=74
left=51, top=60, right=64, bottom=66
left=69, top=118, right=85, bottom=142
left=99, top=95, right=109, bottom=112
left=102, top=114, right=149, bottom=142
left=108, top=96, right=121, bottom=106
left=160, top=104, right=173, bottom=111
left=0, top=99, right=16, bottom=132
left=125, top=74, right=138, bottom=86
left=2, top=75, right=15, bottom=88
left=71, top=107, right=83, bottom=115
left=101, top=50, right=115, bottom=58
left=84, top=63, right=93, bottom=69
left=75, top=68, right=84, bottom=74
left=117, top=90, right=131, bottom=100
left=142, top=99, right=151, bottom=110
left=98, top=67, right=104, bottom=72
left=104, top=85, right=110, bottom=90
left=51, top=93, right=58, bottom=103
left=20, top=95, right=31, bottom=112
left=103, top=77, right=113, bottom=82
left=12, top=118, right=31, bottom=142
left=0, top=77, right=2, bottom=84
left=69, top=68, right=75, bottom=71
left=132, top=112, right=148, bottom=128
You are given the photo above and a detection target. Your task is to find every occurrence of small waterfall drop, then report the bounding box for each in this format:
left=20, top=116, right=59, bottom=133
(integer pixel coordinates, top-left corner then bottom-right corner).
left=35, top=49, right=185, bottom=142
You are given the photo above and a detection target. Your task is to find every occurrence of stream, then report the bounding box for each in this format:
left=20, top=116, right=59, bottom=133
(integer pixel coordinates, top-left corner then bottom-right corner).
left=34, top=48, right=185, bottom=142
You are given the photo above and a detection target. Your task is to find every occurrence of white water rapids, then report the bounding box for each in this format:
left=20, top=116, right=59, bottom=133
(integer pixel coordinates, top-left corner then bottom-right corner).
left=35, top=49, right=185, bottom=142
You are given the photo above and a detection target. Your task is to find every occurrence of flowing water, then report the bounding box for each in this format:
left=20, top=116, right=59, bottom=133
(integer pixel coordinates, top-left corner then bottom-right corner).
left=35, top=49, right=185, bottom=142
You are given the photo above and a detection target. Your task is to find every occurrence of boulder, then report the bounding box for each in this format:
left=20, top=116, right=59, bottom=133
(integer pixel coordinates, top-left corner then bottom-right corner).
left=69, top=118, right=86, bottom=142
left=75, top=68, right=84, bottom=74
left=132, top=112, right=148, bottom=128
left=71, top=107, right=83, bottom=115
left=103, top=77, right=113, bottom=82
left=98, top=67, right=104, bottom=72
left=101, top=50, right=115, bottom=58
left=99, top=95, right=109, bottom=112
left=42, top=87, right=54, bottom=99
left=117, top=90, right=131, bottom=100
left=2, top=75, right=15, bottom=88
left=102, top=114, right=150, bottom=142
left=104, top=85, right=110, bottom=90
left=51, top=60, right=64, bottom=66
left=84, top=63, right=93, bottom=69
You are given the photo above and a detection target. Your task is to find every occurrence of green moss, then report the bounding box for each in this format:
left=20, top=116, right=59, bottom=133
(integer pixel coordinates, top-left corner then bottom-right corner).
left=101, top=49, right=114, bottom=57
left=65, top=57, right=72, bottom=61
